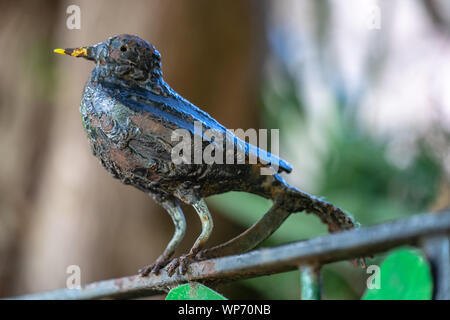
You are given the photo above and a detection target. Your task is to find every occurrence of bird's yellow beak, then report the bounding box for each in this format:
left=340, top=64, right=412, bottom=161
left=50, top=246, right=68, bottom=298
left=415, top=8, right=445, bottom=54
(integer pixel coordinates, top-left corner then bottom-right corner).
left=53, top=47, right=88, bottom=57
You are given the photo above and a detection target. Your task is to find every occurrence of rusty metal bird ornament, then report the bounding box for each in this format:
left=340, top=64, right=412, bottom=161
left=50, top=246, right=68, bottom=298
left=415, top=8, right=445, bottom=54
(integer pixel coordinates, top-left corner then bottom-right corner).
left=54, top=34, right=359, bottom=276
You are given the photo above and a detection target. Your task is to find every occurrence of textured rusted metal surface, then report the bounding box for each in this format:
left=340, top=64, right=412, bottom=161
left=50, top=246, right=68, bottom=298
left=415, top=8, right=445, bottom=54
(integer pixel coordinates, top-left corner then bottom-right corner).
left=54, top=34, right=358, bottom=276
left=9, top=211, right=450, bottom=300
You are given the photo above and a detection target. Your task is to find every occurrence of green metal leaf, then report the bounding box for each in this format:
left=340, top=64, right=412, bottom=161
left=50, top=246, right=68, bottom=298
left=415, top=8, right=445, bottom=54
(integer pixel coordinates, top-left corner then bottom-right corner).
left=166, top=283, right=227, bottom=300
left=362, top=247, right=433, bottom=300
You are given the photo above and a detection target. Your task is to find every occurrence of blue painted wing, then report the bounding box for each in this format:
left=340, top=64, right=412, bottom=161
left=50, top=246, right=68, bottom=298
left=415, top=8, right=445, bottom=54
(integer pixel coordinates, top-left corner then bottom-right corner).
left=101, top=80, right=293, bottom=173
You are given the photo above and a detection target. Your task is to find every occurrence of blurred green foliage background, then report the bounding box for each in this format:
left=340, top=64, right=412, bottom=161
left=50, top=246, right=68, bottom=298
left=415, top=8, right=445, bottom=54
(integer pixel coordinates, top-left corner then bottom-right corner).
left=207, top=0, right=449, bottom=299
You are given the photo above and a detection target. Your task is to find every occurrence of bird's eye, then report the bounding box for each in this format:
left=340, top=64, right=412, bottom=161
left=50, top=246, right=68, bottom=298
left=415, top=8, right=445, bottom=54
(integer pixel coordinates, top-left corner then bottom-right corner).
left=120, top=45, right=127, bottom=52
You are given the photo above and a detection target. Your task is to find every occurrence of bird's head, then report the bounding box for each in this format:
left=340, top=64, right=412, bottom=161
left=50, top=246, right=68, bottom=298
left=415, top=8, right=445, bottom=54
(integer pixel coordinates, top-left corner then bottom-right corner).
left=54, top=34, right=162, bottom=83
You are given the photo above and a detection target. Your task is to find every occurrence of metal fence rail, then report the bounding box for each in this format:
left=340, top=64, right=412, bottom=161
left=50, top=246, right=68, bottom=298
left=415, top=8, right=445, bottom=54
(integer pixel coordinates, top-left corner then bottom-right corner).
left=9, top=211, right=450, bottom=300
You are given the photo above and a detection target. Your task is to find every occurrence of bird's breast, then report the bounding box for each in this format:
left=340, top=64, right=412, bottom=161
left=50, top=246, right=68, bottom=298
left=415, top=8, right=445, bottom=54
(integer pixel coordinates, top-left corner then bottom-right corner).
left=79, top=84, right=178, bottom=183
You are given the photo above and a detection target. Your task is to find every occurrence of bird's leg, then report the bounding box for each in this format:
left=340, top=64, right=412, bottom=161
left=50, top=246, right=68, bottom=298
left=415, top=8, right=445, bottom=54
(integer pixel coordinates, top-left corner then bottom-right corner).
left=139, top=199, right=186, bottom=276
left=190, top=199, right=214, bottom=254
left=166, top=199, right=213, bottom=276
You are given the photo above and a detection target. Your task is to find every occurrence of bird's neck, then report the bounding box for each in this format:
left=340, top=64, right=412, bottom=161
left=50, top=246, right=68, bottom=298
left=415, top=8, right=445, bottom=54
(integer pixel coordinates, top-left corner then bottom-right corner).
left=89, top=64, right=174, bottom=98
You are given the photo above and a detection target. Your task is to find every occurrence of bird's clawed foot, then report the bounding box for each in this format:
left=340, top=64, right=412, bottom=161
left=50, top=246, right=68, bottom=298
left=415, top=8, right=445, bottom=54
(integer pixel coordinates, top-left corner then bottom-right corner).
left=139, top=257, right=169, bottom=276
left=138, top=249, right=203, bottom=278
left=166, top=251, right=198, bottom=277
